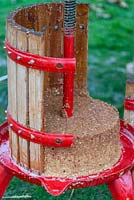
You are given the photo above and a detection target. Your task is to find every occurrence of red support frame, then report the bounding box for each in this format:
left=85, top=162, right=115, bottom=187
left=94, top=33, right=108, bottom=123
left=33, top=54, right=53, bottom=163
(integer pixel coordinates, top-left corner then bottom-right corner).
left=108, top=170, right=134, bottom=200
left=0, top=120, right=134, bottom=198
left=0, top=165, right=13, bottom=199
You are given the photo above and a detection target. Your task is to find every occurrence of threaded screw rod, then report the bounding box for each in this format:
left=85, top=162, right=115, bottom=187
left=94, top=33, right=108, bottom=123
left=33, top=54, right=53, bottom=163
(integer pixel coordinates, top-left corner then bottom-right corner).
left=63, top=0, right=76, bottom=117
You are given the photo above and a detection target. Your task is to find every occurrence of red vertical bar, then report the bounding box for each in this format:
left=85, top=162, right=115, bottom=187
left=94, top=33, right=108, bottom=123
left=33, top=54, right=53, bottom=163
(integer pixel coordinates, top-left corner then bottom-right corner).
left=64, top=35, right=75, bottom=117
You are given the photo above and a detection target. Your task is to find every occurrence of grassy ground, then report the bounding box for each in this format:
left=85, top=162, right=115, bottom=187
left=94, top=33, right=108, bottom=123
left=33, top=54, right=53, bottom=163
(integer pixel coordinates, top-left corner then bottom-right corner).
left=0, top=0, right=133, bottom=199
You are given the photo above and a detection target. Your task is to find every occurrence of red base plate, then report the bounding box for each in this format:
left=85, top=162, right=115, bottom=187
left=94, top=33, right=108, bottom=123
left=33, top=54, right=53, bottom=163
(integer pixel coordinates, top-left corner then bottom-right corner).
left=0, top=121, right=134, bottom=198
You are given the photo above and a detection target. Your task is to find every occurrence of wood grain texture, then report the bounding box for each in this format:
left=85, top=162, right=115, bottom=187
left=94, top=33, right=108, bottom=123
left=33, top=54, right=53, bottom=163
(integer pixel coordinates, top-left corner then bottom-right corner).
left=124, top=82, right=134, bottom=126
left=28, top=33, right=45, bottom=172
left=16, top=29, right=30, bottom=168
left=14, top=6, right=38, bottom=31
left=75, top=4, right=89, bottom=91
left=48, top=3, right=64, bottom=90
left=6, top=19, right=19, bottom=162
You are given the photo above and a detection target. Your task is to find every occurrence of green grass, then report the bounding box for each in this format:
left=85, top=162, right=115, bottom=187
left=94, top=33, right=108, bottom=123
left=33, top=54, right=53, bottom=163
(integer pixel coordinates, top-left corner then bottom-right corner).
left=0, top=0, right=133, bottom=199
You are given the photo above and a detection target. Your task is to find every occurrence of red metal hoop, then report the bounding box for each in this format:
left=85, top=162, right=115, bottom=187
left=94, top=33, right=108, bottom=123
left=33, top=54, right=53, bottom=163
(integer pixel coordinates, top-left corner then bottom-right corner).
left=5, top=40, right=76, bottom=118
left=7, top=112, right=74, bottom=148
left=5, top=41, right=76, bottom=73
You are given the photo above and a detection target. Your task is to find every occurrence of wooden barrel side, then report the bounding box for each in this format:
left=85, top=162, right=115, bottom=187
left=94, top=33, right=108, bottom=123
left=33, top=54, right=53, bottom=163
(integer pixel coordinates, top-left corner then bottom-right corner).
left=7, top=3, right=89, bottom=173
left=11, top=3, right=89, bottom=91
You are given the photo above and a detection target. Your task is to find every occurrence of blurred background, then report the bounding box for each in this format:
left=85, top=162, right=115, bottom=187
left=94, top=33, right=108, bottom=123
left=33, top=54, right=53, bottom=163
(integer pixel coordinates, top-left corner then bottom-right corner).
left=0, top=0, right=133, bottom=199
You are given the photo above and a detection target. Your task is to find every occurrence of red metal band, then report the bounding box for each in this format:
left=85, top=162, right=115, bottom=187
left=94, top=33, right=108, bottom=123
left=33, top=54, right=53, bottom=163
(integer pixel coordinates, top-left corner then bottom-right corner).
left=7, top=112, right=74, bottom=148
left=5, top=41, right=76, bottom=73
left=124, top=99, right=134, bottom=111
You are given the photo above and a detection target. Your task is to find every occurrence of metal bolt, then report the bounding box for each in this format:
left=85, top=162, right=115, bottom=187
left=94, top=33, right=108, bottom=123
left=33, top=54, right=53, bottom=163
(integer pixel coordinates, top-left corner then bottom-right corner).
left=31, top=29, right=35, bottom=32
left=5, top=117, right=7, bottom=120
left=9, top=124, right=13, bottom=128
left=18, top=130, right=22, bottom=134
left=29, top=60, right=35, bottom=65
left=42, top=26, right=46, bottom=31
left=64, top=103, right=70, bottom=108
left=79, top=24, right=85, bottom=30
left=5, top=110, right=7, bottom=114
left=3, top=46, right=6, bottom=49
left=56, top=138, right=62, bottom=144
left=56, top=63, right=64, bottom=69
left=17, top=56, right=21, bottom=60
left=8, top=51, right=11, bottom=55
left=54, top=25, right=59, bottom=31
left=31, top=134, right=35, bottom=139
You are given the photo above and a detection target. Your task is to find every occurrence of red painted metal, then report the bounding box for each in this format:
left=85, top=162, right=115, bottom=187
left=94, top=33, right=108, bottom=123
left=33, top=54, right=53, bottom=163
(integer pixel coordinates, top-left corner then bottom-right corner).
left=124, top=98, right=134, bottom=111
left=0, top=165, right=13, bottom=199
left=63, top=35, right=75, bottom=117
left=7, top=112, right=74, bottom=147
left=0, top=120, right=134, bottom=197
left=108, top=170, right=134, bottom=200
left=5, top=41, right=76, bottom=73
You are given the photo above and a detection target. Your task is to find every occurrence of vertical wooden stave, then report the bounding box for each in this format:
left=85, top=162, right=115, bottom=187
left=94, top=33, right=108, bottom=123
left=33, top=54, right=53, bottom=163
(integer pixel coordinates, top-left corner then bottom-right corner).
left=44, top=3, right=65, bottom=174
left=16, top=29, right=30, bottom=168
left=28, top=32, right=45, bottom=173
left=48, top=3, right=64, bottom=91
left=75, top=4, right=89, bottom=92
left=6, top=20, right=12, bottom=153
left=6, top=19, right=19, bottom=162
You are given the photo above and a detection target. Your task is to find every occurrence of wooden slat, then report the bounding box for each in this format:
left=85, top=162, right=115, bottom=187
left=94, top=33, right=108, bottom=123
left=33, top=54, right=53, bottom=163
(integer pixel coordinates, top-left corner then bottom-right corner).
left=6, top=20, right=12, bottom=154
left=15, top=6, right=38, bottom=31
left=124, top=63, right=134, bottom=125
left=36, top=4, right=47, bottom=32
left=75, top=4, right=89, bottom=91
left=6, top=20, right=19, bottom=162
left=48, top=3, right=64, bottom=90
left=28, top=33, right=45, bottom=172
left=124, top=82, right=134, bottom=125
left=16, top=29, right=30, bottom=168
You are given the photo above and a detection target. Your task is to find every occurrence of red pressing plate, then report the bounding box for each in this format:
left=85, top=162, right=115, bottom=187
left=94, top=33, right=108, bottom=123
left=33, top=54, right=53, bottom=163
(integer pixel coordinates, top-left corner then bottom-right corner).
left=0, top=120, right=134, bottom=197
left=124, top=98, right=134, bottom=111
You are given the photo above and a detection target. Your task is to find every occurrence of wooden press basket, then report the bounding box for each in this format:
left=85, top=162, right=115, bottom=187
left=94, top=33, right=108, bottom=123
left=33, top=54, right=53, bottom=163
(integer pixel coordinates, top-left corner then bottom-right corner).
left=6, top=3, right=89, bottom=173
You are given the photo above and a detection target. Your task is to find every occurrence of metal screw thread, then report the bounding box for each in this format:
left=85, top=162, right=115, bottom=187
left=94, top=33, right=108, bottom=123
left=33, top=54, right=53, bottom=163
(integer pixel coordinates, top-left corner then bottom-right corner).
left=64, top=0, right=76, bottom=35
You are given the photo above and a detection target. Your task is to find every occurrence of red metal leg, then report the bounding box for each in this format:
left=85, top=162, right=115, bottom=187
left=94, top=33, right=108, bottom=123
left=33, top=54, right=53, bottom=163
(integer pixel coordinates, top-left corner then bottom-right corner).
left=107, top=170, right=134, bottom=200
left=0, top=164, right=13, bottom=199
